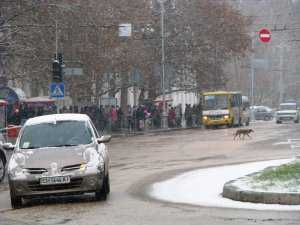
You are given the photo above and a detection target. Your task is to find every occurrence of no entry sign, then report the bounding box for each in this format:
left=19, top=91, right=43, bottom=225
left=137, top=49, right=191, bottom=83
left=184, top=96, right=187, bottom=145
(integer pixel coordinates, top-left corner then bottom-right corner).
left=259, top=28, right=271, bottom=43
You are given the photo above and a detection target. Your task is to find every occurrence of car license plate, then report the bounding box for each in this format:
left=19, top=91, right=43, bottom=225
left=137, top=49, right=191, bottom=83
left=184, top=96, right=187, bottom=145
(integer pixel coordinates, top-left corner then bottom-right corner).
left=40, top=176, right=70, bottom=185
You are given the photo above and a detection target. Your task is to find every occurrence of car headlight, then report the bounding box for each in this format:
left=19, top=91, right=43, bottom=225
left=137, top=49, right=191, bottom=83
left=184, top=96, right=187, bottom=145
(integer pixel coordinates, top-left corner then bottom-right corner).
left=82, top=148, right=104, bottom=172
left=203, top=116, right=208, bottom=120
left=224, top=115, right=229, bottom=119
left=8, top=153, right=26, bottom=178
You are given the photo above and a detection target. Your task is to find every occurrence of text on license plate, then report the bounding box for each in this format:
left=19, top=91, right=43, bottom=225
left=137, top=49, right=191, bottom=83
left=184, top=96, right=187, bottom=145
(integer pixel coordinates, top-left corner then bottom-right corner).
left=40, top=176, right=70, bottom=185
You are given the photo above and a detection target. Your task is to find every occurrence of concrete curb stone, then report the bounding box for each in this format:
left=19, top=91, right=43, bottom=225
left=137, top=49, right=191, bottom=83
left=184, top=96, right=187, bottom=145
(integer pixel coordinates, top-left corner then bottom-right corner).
left=223, top=176, right=300, bottom=205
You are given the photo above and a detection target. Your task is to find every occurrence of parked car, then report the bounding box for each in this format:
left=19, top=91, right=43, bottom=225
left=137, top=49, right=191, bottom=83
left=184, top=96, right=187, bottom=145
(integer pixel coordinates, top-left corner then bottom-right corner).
left=2, top=113, right=111, bottom=209
left=0, top=143, right=7, bottom=182
left=275, top=102, right=300, bottom=124
left=251, top=106, right=274, bottom=121
left=0, top=132, right=11, bottom=183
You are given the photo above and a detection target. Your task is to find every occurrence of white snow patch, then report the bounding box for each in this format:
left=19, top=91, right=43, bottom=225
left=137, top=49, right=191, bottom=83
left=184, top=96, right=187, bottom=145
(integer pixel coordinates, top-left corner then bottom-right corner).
left=236, top=177, right=300, bottom=193
left=24, top=150, right=34, bottom=155
left=272, top=142, right=290, bottom=146
left=149, top=158, right=300, bottom=211
left=25, top=113, right=90, bottom=126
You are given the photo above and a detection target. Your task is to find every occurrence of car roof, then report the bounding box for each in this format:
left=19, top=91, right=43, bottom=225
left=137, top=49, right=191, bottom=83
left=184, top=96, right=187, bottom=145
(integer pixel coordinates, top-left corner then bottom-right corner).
left=24, top=113, right=91, bottom=126
left=256, top=105, right=271, bottom=108
left=251, top=105, right=271, bottom=108
left=280, top=102, right=296, bottom=106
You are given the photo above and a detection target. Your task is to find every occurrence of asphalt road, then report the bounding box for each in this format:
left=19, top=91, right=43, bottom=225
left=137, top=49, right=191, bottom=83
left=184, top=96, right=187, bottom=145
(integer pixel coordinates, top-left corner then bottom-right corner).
left=1, top=121, right=300, bottom=225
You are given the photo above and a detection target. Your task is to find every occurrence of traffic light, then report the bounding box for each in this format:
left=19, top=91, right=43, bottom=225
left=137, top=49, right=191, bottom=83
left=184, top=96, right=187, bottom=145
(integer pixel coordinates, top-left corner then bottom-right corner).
left=52, top=53, right=64, bottom=83
left=52, top=59, right=62, bottom=82
left=57, top=53, right=63, bottom=66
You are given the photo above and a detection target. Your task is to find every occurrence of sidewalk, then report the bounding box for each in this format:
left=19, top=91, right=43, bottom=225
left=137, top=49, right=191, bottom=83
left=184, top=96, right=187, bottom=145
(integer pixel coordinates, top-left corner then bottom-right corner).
left=106, top=125, right=203, bottom=138
left=1, top=125, right=204, bottom=141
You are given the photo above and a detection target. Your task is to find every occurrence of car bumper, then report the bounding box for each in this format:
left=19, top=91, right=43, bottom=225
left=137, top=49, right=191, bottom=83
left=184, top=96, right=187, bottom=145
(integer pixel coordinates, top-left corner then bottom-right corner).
left=203, top=118, right=231, bottom=126
left=276, top=116, right=297, bottom=121
left=9, top=172, right=104, bottom=197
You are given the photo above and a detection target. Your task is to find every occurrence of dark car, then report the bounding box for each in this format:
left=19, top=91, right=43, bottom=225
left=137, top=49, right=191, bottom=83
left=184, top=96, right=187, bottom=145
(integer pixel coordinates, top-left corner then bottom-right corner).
left=2, top=113, right=111, bottom=209
left=251, top=106, right=274, bottom=121
left=0, top=132, right=9, bottom=182
left=0, top=144, right=7, bottom=182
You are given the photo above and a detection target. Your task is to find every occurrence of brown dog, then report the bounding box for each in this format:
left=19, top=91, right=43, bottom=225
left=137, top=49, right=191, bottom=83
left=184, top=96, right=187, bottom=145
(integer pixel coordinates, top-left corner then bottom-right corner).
left=233, top=128, right=254, bottom=140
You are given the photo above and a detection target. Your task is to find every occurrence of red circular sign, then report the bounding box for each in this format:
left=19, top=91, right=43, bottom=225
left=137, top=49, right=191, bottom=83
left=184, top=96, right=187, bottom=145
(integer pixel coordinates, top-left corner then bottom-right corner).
left=259, top=28, right=271, bottom=43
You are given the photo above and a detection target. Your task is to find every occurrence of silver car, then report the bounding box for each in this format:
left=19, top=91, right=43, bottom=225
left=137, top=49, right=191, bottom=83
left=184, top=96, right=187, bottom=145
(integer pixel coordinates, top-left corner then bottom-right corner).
left=251, top=106, right=274, bottom=121
left=2, top=114, right=111, bottom=209
left=275, top=103, right=299, bottom=124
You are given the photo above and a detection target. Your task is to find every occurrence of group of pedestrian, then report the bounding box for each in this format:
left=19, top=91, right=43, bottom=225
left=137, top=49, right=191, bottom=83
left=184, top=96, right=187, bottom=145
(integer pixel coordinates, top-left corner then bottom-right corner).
left=184, top=104, right=202, bottom=127
left=168, top=105, right=182, bottom=128
left=59, top=103, right=202, bottom=133
left=11, top=102, right=202, bottom=133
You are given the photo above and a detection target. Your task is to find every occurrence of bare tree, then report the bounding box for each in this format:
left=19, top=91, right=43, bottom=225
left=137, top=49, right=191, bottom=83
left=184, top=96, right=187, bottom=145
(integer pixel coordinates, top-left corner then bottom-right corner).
left=1, top=0, right=250, bottom=107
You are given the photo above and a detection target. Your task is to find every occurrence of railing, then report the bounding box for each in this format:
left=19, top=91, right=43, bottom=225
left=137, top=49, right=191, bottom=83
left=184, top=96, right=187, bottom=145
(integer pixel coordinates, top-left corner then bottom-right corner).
left=96, top=116, right=202, bottom=134
left=0, top=125, right=22, bottom=143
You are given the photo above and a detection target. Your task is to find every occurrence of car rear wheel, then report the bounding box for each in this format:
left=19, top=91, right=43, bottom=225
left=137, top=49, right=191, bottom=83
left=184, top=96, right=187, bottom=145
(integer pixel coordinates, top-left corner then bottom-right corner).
left=276, top=120, right=281, bottom=124
left=95, top=173, right=110, bottom=201
left=294, top=120, right=299, bottom=123
left=10, top=185, right=22, bottom=209
left=0, top=155, right=5, bottom=182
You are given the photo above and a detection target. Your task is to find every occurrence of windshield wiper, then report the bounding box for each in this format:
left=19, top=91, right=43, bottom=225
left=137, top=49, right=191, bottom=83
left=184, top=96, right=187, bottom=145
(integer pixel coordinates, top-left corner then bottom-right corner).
left=21, top=146, right=41, bottom=149
left=48, top=144, right=79, bottom=147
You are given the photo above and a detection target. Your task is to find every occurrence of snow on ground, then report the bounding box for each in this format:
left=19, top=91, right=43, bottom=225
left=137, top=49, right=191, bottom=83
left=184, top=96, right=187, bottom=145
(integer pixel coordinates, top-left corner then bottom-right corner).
left=235, top=176, right=300, bottom=193
left=149, top=158, right=300, bottom=211
left=272, top=141, right=291, bottom=146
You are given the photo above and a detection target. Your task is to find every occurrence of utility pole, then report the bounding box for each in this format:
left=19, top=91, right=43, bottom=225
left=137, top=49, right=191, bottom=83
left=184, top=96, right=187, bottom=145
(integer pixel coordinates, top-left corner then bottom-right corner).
left=159, top=0, right=168, bottom=129
left=250, top=33, right=255, bottom=107
left=55, top=21, right=58, bottom=58
left=214, top=43, right=217, bottom=91
left=279, top=45, right=285, bottom=103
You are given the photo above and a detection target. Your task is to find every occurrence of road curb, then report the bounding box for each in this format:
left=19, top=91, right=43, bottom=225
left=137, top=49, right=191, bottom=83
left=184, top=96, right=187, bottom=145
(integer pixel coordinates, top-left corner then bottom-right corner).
left=223, top=176, right=300, bottom=205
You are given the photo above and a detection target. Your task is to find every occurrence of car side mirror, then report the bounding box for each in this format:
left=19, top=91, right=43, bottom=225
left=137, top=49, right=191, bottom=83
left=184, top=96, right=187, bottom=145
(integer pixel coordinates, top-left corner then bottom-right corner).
left=97, top=135, right=112, bottom=144
left=2, top=142, right=15, bottom=151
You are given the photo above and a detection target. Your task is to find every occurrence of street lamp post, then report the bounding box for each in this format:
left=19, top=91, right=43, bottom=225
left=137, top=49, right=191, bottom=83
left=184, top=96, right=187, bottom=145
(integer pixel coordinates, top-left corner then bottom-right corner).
left=250, top=32, right=255, bottom=108
left=251, top=51, right=255, bottom=107
left=159, top=0, right=168, bottom=129
left=278, top=44, right=285, bottom=104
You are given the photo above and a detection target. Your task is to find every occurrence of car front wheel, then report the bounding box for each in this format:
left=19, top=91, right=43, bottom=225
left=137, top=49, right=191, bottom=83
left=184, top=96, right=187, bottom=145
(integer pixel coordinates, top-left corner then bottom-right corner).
left=0, top=155, right=5, bottom=182
left=95, top=173, right=110, bottom=201
left=9, top=185, right=22, bottom=209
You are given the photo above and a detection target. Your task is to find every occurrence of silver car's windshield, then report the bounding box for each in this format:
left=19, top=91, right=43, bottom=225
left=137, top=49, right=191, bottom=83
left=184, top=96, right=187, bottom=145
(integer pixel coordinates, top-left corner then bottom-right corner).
left=19, top=120, right=93, bottom=149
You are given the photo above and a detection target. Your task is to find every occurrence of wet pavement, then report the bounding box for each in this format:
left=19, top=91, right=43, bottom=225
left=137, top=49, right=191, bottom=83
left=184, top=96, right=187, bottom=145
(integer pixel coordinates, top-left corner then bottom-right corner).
left=1, top=121, right=300, bottom=225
